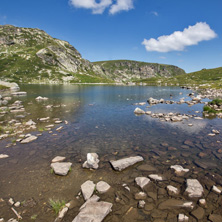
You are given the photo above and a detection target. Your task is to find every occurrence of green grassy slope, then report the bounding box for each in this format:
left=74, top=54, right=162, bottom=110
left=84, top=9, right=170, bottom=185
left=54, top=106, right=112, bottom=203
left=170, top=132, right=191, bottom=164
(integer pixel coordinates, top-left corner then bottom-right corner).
left=138, top=67, right=222, bottom=88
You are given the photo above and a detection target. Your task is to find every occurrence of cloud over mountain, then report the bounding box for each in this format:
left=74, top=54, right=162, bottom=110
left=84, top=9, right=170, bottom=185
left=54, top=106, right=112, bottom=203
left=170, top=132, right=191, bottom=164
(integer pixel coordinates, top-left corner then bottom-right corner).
left=69, top=0, right=134, bottom=14
left=142, top=22, right=217, bottom=52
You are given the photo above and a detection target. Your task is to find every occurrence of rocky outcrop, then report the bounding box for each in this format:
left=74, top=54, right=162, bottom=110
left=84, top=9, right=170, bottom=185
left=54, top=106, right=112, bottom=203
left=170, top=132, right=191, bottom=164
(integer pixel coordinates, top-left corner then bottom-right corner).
left=93, top=60, right=185, bottom=83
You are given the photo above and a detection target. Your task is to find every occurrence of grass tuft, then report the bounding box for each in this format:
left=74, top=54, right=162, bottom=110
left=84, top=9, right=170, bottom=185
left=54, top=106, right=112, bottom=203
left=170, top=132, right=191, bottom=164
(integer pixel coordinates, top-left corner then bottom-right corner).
left=49, top=199, right=66, bottom=215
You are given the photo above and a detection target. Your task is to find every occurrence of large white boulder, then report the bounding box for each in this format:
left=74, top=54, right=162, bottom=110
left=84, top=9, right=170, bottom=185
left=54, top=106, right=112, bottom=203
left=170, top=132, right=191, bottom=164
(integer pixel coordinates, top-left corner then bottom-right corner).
left=82, top=153, right=99, bottom=169
left=50, top=162, right=72, bottom=176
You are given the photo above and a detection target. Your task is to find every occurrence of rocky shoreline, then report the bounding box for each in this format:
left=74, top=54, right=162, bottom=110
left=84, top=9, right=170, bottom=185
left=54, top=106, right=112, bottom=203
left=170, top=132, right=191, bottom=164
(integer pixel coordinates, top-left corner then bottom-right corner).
left=1, top=86, right=222, bottom=221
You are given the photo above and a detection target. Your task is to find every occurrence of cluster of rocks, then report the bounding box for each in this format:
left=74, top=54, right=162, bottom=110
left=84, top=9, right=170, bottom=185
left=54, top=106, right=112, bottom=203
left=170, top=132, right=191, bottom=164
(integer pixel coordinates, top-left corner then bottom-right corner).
left=134, top=107, right=204, bottom=123
left=147, top=95, right=203, bottom=106
left=0, top=92, right=68, bottom=148
left=47, top=152, right=222, bottom=221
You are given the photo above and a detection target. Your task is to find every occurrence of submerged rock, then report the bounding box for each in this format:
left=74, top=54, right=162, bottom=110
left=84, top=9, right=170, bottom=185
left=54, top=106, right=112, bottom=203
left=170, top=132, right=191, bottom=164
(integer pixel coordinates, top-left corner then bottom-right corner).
left=82, top=153, right=99, bottom=169
left=81, top=180, right=95, bottom=201
left=110, top=156, right=144, bottom=171
left=50, top=162, right=72, bottom=176
left=72, top=196, right=112, bottom=222
left=158, top=199, right=194, bottom=210
left=185, top=179, right=204, bottom=198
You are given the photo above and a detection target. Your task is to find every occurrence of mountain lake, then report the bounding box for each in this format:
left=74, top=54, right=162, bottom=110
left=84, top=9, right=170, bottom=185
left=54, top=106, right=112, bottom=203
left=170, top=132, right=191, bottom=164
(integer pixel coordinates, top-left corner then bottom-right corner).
left=0, top=85, right=222, bottom=221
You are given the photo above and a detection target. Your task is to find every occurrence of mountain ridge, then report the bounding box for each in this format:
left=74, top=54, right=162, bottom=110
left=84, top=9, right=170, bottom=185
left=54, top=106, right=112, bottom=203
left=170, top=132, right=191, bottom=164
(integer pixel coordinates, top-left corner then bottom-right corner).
left=0, top=24, right=186, bottom=84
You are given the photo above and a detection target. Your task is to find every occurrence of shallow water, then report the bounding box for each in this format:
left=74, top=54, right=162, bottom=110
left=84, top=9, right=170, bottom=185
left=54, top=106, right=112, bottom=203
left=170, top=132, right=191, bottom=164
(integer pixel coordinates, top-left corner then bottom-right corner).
left=0, top=85, right=222, bottom=221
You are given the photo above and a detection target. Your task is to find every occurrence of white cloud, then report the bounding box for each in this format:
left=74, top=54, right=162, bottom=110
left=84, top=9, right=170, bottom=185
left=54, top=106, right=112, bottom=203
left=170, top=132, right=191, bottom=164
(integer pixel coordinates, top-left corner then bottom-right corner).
left=109, top=0, right=134, bottom=14
left=69, top=0, right=112, bottom=14
left=142, top=22, right=217, bottom=53
left=159, top=56, right=166, bottom=59
left=69, top=0, right=134, bottom=14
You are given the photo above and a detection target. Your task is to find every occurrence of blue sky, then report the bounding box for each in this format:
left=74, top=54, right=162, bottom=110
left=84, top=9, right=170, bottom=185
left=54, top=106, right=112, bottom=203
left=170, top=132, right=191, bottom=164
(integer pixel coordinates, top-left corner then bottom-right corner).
left=0, top=0, right=221, bottom=73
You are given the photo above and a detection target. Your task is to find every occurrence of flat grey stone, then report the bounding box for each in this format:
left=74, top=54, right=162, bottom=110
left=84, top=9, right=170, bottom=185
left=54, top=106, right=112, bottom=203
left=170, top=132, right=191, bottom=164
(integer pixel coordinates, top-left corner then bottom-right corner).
left=185, top=179, right=204, bottom=198
left=50, top=162, right=72, bottom=176
left=72, top=198, right=112, bottom=222
left=110, top=156, right=143, bottom=171
left=51, top=156, right=66, bottom=163
left=96, top=181, right=110, bottom=194
left=135, top=177, right=150, bottom=189
left=20, top=135, right=37, bottom=144
left=81, top=180, right=95, bottom=201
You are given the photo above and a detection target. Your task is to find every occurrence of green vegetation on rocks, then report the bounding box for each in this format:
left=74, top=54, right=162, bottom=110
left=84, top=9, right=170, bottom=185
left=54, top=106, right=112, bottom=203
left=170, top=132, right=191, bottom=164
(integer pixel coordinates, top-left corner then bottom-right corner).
left=138, top=67, right=222, bottom=88
left=203, top=99, right=222, bottom=114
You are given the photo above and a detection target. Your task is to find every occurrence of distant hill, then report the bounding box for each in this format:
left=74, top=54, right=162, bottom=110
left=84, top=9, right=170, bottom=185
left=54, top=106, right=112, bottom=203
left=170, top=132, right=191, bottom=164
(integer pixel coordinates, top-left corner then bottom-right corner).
left=0, top=25, right=186, bottom=84
left=139, top=67, right=222, bottom=88
left=93, top=60, right=185, bottom=83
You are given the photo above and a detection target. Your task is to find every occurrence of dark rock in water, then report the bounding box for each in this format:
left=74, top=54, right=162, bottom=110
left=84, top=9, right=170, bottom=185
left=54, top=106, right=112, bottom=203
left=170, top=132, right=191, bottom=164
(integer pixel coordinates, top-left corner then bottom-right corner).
left=208, top=214, right=222, bottom=222
left=194, top=160, right=217, bottom=170
left=134, top=192, right=147, bottom=200
left=191, top=207, right=205, bottom=220
left=158, top=199, right=194, bottom=210
left=137, top=164, right=157, bottom=172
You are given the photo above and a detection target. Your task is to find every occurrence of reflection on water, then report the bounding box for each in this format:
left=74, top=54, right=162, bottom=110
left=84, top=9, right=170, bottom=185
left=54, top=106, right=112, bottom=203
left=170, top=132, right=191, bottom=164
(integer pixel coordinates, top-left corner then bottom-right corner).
left=0, top=85, right=222, bottom=221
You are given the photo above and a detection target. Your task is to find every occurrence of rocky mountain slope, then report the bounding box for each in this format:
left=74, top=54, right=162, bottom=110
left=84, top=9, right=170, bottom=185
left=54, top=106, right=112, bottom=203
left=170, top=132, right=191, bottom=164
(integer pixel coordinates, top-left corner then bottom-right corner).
left=0, top=25, right=185, bottom=83
left=93, top=60, right=185, bottom=83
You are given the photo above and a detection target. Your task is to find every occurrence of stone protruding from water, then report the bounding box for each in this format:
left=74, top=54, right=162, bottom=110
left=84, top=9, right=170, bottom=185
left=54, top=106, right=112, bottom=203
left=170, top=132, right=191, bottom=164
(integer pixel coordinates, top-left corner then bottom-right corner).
left=185, top=179, right=204, bottom=198
left=134, top=107, right=145, bottom=114
left=167, top=185, right=179, bottom=195
left=0, top=154, right=9, bottom=159
left=20, top=135, right=37, bottom=144
left=158, top=199, right=194, bottom=210
left=110, top=156, right=144, bottom=171
left=178, top=214, right=189, bottom=222
left=50, top=162, right=72, bottom=176
left=135, top=177, right=150, bottom=189
left=82, top=153, right=99, bottom=169
left=170, top=165, right=189, bottom=175
left=81, top=180, right=95, bottom=201
left=96, top=181, right=111, bottom=194
left=72, top=195, right=112, bottom=222
left=148, top=174, right=164, bottom=181
left=51, top=156, right=66, bottom=163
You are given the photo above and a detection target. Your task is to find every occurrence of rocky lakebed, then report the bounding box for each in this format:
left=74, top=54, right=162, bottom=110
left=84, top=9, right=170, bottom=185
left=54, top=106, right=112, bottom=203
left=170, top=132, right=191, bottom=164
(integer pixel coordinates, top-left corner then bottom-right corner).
left=0, top=85, right=222, bottom=222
